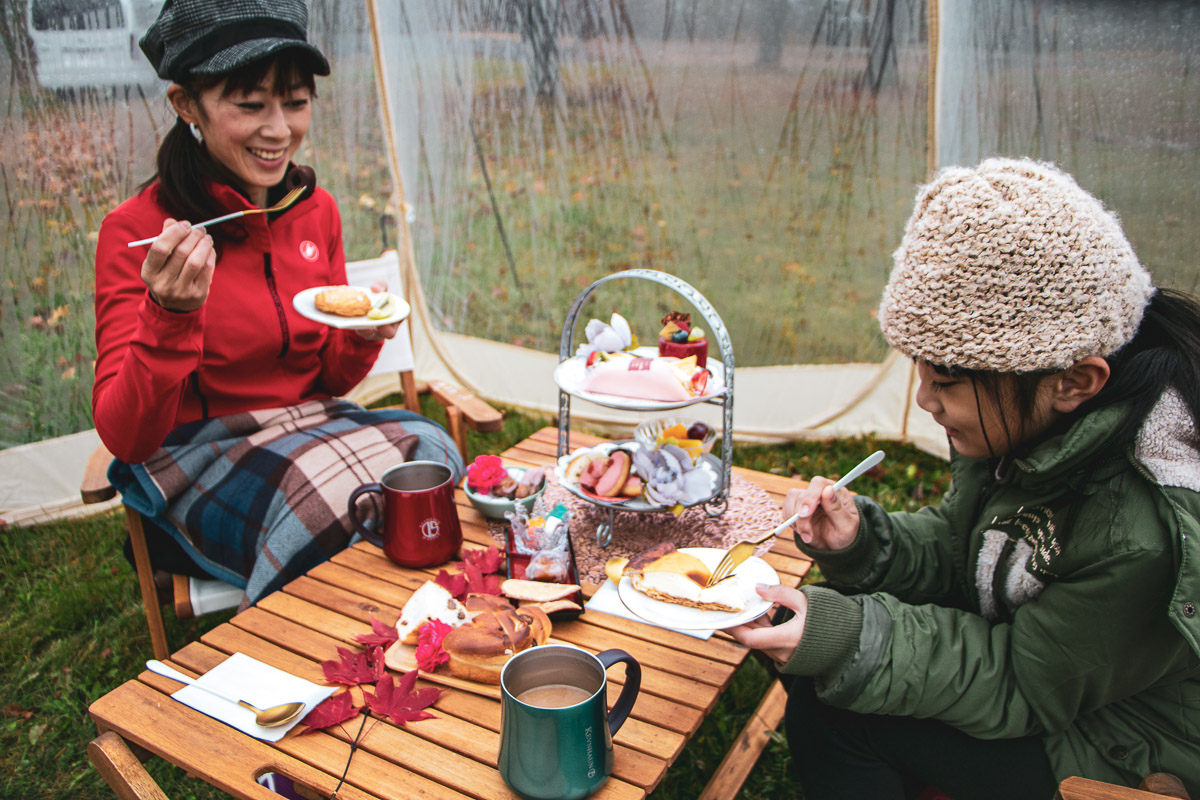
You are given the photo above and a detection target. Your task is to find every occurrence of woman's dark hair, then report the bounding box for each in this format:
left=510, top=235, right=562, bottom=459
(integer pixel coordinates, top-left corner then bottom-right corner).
left=139, top=51, right=317, bottom=241
left=935, top=288, right=1200, bottom=460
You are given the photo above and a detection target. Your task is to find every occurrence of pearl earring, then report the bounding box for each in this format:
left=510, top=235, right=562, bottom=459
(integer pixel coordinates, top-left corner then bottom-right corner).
left=189, top=122, right=203, bottom=144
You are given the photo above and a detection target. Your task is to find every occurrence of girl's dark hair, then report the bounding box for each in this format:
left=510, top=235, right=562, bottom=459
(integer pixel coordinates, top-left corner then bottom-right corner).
left=139, top=51, right=317, bottom=241
left=1078, top=288, right=1200, bottom=456
left=938, top=288, right=1200, bottom=460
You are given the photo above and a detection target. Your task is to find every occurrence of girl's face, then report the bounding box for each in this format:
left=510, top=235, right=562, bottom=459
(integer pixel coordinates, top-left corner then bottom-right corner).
left=183, top=64, right=311, bottom=208
left=915, top=361, right=1061, bottom=459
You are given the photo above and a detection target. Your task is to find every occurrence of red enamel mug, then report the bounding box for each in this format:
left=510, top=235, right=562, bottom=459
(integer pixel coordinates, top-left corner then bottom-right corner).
left=348, top=461, right=463, bottom=567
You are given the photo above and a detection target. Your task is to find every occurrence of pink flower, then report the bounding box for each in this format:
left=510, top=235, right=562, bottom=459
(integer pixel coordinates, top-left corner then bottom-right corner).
left=467, top=455, right=508, bottom=494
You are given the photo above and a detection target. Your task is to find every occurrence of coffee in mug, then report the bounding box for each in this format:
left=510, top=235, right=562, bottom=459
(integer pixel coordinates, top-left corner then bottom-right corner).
left=499, top=645, right=641, bottom=800
left=347, top=461, right=463, bottom=567
left=515, top=683, right=593, bottom=709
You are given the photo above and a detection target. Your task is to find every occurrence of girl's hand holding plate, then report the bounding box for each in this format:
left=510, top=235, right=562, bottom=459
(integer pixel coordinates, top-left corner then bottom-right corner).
left=726, top=584, right=808, bottom=664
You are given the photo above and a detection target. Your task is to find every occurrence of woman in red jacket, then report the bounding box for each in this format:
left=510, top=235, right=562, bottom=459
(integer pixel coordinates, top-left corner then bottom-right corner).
left=94, top=0, right=462, bottom=605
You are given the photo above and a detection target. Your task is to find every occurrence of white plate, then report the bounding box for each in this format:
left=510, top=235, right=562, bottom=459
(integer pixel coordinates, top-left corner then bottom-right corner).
left=616, top=547, right=776, bottom=631
left=292, top=286, right=411, bottom=329
left=554, top=346, right=726, bottom=411
left=556, top=441, right=722, bottom=511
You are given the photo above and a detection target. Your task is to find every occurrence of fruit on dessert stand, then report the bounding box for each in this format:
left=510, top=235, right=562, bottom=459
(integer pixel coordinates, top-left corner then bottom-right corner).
left=657, top=311, right=708, bottom=368
left=634, top=417, right=717, bottom=461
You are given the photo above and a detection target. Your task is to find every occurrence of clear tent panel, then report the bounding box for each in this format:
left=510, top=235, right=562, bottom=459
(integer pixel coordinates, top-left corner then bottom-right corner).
left=380, top=0, right=930, bottom=369
left=0, top=0, right=1197, bottom=453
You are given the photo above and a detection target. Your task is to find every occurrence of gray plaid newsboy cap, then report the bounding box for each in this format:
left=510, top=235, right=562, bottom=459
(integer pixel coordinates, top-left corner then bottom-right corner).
left=140, top=0, right=330, bottom=83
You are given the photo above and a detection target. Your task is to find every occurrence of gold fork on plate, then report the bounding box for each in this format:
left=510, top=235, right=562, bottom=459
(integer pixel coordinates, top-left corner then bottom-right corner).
left=705, top=450, right=886, bottom=587
left=127, top=185, right=306, bottom=247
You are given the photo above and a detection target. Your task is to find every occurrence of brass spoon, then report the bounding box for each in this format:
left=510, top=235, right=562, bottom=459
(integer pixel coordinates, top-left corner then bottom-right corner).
left=146, top=660, right=306, bottom=728
left=127, top=185, right=306, bottom=247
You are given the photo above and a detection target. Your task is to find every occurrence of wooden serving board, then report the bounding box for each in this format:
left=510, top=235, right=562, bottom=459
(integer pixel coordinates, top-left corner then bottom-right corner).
left=383, top=638, right=570, bottom=700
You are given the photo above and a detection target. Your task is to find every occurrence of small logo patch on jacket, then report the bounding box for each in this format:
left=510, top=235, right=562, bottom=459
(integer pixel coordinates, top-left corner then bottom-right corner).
left=299, top=240, right=319, bottom=262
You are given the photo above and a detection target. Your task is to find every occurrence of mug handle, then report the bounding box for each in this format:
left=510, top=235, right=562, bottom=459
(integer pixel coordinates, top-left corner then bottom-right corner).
left=596, top=649, right=641, bottom=737
left=347, top=483, right=384, bottom=546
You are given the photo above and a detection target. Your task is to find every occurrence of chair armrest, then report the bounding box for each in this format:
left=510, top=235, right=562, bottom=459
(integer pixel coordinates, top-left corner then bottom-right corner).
left=427, top=380, right=504, bottom=462
left=1057, top=775, right=1191, bottom=800
left=428, top=380, right=503, bottom=432
left=88, top=730, right=170, bottom=800
left=82, top=444, right=117, bottom=504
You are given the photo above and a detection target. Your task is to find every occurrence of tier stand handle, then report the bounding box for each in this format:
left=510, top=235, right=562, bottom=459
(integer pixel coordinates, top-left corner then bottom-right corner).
left=556, top=269, right=735, bottom=545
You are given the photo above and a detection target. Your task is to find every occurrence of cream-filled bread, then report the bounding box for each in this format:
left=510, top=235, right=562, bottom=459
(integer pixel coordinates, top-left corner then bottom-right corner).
left=395, top=581, right=469, bottom=645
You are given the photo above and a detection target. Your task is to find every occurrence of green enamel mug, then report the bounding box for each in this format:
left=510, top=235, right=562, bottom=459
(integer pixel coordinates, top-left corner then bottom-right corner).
left=499, top=645, right=641, bottom=800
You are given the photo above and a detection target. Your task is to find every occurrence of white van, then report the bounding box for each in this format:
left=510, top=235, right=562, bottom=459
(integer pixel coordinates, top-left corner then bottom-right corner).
left=27, top=0, right=163, bottom=90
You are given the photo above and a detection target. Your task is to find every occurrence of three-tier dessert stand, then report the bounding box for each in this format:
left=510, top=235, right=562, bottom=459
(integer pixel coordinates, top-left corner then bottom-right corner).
left=555, top=269, right=735, bottom=546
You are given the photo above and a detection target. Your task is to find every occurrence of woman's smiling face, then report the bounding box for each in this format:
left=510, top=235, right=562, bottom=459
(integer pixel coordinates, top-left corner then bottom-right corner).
left=177, top=63, right=311, bottom=208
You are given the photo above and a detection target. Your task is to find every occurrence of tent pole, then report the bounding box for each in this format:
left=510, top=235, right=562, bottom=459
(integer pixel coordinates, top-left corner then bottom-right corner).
left=366, top=0, right=485, bottom=394
left=927, top=0, right=940, bottom=179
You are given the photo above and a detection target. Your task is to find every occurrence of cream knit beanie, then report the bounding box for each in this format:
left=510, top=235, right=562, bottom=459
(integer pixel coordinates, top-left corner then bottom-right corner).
left=878, top=158, right=1154, bottom=373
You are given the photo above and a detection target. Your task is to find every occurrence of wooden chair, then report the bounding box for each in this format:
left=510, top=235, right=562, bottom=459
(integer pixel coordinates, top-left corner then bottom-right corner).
left=82, top=249, right=503, bottom=660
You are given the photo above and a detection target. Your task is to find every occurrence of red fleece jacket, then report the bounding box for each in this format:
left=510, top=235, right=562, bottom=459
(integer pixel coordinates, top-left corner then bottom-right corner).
left=93, top=179, right=383, bottom=463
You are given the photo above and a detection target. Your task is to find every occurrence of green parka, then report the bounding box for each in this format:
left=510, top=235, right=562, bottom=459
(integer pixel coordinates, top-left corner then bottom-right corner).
left=785, top=390, right=1200, bottom=791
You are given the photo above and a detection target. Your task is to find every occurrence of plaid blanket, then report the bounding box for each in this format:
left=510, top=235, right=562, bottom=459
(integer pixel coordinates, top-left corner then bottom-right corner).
left=109, top=399, right=463, bottom=608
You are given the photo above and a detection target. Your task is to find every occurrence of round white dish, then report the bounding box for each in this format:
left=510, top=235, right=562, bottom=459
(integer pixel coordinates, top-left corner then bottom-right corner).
left=555, top=441, right=722, bottom=512
left=553, top=346, right=726, bottom=411
left=616, top=547, right=776, bottom=631
left=292, top=286, right=411, bottom=330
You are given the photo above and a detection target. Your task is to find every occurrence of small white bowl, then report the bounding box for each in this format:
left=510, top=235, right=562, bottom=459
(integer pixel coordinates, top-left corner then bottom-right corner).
left=463, top=466, right=546, bottom=520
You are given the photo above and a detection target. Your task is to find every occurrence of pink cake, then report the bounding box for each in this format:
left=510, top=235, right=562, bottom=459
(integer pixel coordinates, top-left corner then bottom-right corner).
left=581, top=354, right=708, bottom=402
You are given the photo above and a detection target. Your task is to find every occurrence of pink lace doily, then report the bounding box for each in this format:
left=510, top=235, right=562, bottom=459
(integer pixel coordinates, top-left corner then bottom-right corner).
left=488, top=473, right=784, bottom=586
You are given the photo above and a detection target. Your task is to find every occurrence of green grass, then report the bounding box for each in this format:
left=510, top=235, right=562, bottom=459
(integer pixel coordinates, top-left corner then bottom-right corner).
left=0, top=399, right=949, bottom=800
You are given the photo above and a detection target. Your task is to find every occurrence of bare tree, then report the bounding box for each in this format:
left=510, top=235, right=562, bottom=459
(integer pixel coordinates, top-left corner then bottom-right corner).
left=757, top=0, right=791, bottom=68
left=0, top=0, right=39, bottom=99
left=513, top=0, right=561, bottom=101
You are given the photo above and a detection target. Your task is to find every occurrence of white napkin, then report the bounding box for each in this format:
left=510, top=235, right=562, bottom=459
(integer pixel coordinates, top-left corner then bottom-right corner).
left=584, top=580, right=715, bottom=640
left=171, top=652, right=335, bottom=742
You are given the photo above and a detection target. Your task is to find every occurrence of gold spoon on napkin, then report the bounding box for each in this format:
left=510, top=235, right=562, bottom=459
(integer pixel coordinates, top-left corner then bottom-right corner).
left=146, top=660, right=306, bottom=728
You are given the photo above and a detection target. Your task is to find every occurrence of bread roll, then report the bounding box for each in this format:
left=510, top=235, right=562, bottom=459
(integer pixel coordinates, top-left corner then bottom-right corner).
left=441, top=605, right=552, bottom=684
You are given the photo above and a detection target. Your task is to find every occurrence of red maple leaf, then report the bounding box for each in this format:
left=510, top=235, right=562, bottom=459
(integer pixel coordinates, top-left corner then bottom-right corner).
left=457, top=545, right=504, bottom=575
left=434, top=568, right=468, bottom=600
left=321, top=645, right=386, bottom=686
left=365, top=671, right=442, bottom=726
left=414, top=620, right=452, bottom=672
left=464, top=563, right=502, bottom=596
left=298, top=691, right=361, bottom=734
left=354, top=615, right=399, bottom=648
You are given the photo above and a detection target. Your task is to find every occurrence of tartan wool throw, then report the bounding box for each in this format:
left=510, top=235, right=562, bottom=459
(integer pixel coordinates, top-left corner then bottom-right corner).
left=109, top=398, right=464, bottom=608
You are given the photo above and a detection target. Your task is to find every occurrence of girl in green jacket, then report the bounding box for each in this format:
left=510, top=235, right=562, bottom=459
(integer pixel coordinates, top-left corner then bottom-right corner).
left=730, top=158, right=1200, bottom=799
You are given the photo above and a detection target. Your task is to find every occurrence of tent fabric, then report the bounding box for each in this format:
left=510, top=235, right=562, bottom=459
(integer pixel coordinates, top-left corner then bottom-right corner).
left=3, top=1, right=1198, bottom=524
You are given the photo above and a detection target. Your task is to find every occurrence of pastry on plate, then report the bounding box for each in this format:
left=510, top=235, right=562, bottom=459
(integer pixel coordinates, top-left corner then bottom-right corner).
left=607, top=543, right=745, bottom=613
left=314, top=286, right=371, bottom=317
left=441, top=605, right=552, bottom=684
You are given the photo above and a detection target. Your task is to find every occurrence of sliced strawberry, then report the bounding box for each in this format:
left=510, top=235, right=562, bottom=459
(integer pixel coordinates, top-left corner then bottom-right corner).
left=690, top=369, right=709, bottom=395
